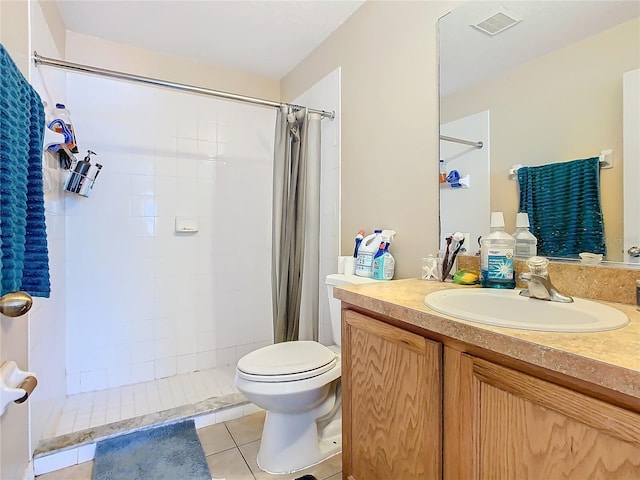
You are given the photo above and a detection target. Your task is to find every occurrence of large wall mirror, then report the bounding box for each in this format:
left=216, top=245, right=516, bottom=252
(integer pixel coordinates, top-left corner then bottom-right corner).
left=439, top=1, right=640, bottom=263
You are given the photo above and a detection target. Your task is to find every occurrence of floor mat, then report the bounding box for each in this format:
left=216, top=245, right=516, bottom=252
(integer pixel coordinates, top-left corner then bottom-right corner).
left=92, top=420, right=211, bottom=480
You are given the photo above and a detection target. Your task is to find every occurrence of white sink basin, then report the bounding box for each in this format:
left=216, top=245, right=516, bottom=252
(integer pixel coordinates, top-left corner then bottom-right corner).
left=424, top=289, right=629, bottom=333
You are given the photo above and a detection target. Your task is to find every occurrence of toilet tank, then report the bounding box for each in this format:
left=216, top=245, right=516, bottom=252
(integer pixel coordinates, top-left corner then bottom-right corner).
left=325, top=274, right=379, bottom=346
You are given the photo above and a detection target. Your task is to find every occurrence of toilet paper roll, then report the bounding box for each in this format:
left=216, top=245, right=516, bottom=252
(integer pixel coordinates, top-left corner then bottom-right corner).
left=14, top=376, right=37, bottom=404
left=0, top=361, right=38, bottom=416
left=337, top=256, right=346, bottom=274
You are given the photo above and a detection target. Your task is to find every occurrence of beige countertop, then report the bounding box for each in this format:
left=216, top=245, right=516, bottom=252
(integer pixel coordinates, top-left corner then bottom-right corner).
left=334, top=279, right=640, bottom=400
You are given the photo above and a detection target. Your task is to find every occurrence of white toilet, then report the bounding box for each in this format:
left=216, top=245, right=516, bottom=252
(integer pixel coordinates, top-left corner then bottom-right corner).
left=234, top=273, right=378, bottom=474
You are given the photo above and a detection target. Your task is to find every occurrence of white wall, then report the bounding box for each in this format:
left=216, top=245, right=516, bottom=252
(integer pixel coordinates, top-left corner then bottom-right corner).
left=440, top=110, right=490, bottom=253
left=292, top=68, right=341, bottom=345
left=65, top=31, right=280, bottom=105
left=61, top=72, right=274, bottom=394
left=282, top=1, right=460, bottom=278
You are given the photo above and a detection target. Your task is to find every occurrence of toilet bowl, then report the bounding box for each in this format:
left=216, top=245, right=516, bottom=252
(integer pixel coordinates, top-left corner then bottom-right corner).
left=234, top=273, right=378, bottom=474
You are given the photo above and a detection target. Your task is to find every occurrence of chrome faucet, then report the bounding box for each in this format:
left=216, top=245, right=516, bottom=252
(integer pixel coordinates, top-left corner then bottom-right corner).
left=519, top=256, right=573, bottom=303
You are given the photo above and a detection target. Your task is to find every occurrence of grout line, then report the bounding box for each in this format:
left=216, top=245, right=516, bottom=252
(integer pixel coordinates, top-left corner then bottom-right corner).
left=224, top=423, right=240, bottom=448
left=202, top=445, right=238, bottom=458
left=235, top=443, right=258, bottom=480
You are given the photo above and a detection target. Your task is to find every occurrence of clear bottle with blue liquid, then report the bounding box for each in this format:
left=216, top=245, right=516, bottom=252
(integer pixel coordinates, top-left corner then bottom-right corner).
left=480, top=212, right=516, bottom=289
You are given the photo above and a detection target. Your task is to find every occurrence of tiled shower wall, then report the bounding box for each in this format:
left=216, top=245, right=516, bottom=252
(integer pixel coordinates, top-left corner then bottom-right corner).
left=64, top=75, right=275, bottom=394
left=59, top=64, right=340, bottom=395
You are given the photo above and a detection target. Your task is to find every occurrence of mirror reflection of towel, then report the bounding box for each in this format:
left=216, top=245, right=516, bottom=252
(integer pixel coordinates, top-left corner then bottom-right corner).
left=517, top=157, right=606, bottom=258
left=0, top=43, right=50, bottom=297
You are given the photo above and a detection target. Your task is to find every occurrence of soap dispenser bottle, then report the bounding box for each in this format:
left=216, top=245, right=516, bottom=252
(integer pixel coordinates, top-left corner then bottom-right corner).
left=66, top=150, right=95, bottom=193
left=480, top=212, right=516, bottom=289
left=513, top=212, right=538, bottom=258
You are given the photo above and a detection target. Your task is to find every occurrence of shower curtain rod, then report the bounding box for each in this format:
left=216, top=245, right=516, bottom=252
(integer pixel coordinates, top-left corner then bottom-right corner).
left=33, top=52, right=335, bottom=120
left=440, top=135, right=483, bottom=149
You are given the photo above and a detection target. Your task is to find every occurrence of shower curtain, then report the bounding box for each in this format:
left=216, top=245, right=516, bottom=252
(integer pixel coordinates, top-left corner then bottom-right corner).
left=272, top=106, right=321, bottom=343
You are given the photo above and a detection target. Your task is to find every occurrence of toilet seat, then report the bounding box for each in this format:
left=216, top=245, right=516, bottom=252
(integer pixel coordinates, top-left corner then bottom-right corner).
left=237, top=341, right=338, bottom=382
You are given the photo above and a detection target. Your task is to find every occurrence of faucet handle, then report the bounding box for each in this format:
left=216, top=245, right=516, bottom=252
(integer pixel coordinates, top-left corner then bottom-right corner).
left=525, top=256, right=549, bottom=276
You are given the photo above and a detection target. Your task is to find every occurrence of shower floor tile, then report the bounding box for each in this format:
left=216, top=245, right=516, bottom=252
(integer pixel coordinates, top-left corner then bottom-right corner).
left=43, top=366, right=239, bottom=439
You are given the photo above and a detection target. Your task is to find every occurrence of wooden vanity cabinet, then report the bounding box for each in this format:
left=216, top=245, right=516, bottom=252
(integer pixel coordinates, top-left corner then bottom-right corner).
left=444, top=349, right=640, bottom=480
left=342, top=307, right=640, bottom=480
left=341, top=310, right=442, bottom=480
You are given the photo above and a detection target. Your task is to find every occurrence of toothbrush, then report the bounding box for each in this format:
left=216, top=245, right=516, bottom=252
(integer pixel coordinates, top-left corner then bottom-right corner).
left=444, top=233, right=466, bottom=280
left=353, top=230, right=365, bottom=257
left=441, top=235, right=453, bottom=281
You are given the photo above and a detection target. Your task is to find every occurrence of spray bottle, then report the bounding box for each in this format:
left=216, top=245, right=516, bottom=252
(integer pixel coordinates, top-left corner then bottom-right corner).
left=371, top=241, right=386, bottom=280
left=372, top=230, right=396, bottom=280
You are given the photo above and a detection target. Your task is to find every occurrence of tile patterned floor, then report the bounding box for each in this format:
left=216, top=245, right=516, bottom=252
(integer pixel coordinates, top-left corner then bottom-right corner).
left=36, top=411, right=342, bottom=480
left=43, top=367, right=238, bottom=438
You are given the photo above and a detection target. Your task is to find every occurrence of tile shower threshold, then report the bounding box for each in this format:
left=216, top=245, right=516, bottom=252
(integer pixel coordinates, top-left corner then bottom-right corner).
left=34, top=392, right=248, bottom=459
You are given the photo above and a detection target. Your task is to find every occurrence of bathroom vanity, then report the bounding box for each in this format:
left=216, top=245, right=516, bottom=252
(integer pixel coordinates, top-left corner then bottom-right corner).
left=336, top=279, right=640, bottom=480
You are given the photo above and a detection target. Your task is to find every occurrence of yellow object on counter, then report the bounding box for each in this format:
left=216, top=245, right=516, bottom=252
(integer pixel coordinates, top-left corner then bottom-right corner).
left=453, top=268, right=479, bottom=285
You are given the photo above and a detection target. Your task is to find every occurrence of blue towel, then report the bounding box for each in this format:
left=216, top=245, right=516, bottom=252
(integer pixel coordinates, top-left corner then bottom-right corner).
left=0, top=43, right=50, bottom=297
left=517, top=157, right=606, bottom=258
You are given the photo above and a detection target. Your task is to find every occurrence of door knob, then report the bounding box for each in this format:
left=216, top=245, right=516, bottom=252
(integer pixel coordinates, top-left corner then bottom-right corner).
left=628, top=246, right=640, bottom=258
left=0, top=292, right=33, bottom=317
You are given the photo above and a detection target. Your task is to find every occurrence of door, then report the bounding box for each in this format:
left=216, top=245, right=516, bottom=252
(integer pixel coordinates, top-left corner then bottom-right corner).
left=342, top=310, right=442, bottom=480
left=1, top=315, right=31, bottom=480
left=0, top=3, right=34, bottom=479
left=446, top=351, right=640, bottom=479
left=623, top=68, right=640, bottom=263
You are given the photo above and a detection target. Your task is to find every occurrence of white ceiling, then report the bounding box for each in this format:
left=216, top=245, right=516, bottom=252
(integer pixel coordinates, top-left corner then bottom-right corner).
left=54, top=0, right=365, bottom=79
left=52, top=1, right=640, bottom=88
left=439, top=1, right=640, bottom=97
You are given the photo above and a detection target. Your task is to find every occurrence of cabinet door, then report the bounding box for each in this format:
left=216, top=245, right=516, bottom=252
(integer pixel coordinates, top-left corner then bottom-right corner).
left=342, top=310, right=442, bottom=480
left=445, top=350, right=640, bottom=480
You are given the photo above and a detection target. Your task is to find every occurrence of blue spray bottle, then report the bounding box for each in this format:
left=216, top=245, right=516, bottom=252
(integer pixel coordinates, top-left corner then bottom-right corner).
left=371, top=242, right=386, bottom=280
left=372, top=230, right=396, bottom=280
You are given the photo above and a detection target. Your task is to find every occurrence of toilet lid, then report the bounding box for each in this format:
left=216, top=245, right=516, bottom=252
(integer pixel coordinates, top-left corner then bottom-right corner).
left=237, top=341, right=337, bottom=381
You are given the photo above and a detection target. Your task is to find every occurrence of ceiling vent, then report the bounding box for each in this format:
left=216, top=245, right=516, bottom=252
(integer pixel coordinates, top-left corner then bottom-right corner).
left=472, top=9, right=521, bottom=36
